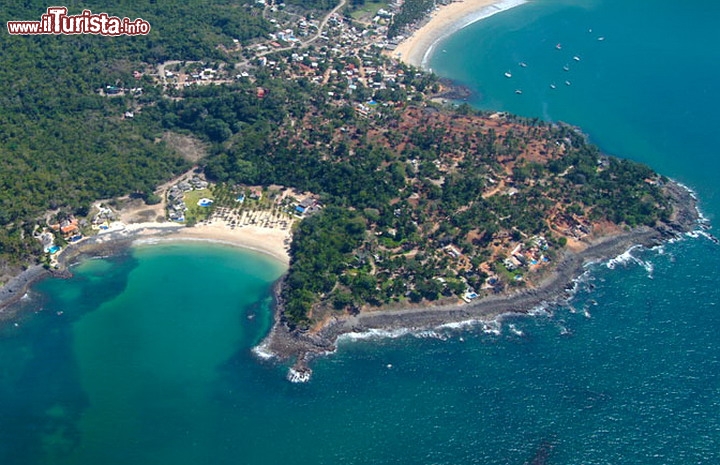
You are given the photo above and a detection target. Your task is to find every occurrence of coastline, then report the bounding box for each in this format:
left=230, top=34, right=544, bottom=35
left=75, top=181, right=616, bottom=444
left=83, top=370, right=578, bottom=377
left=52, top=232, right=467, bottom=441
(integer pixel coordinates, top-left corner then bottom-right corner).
left=138, top=221, right=291, bottom=266
left=0, top=177, right=706, bottom=381
left=390, top=0, right=528, bottom=69
left=260, top=180, right=704, bottom=378
left=0, top=219, right=291, bottom=319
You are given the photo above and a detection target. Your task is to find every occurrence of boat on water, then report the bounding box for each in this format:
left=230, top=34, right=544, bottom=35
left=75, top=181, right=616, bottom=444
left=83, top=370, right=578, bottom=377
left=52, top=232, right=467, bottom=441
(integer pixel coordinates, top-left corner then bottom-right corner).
left=555, top=43, right=562, bottom=50
left=519, top=62, right=527, bottom=68
left=504, top=71, right=512, bottom=78
left=573, top=55, right=581, bottom=62
left=550, top=83, right=557, bottom=89
left=563, top=64, right=570, bottom=71
left=598, top=36, right=605, bottom=41
left=515, top=89, right=523, bottom=94
left=565, top=80, right=571, bottom=86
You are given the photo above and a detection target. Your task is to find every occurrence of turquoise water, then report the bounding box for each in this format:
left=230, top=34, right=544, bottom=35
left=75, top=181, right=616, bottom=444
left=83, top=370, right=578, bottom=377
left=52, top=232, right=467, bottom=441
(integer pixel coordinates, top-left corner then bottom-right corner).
left=3, top=239, right=719, bottom=464
left=430, top=0, right=720, bottom=219
left=2, top=1, right=720, bottom=464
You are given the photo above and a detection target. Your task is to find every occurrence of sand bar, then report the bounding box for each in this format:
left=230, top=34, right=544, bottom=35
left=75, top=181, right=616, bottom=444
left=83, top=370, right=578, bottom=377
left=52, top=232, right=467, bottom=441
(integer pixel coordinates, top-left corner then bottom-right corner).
left=391, top=0, right=528, bottom=69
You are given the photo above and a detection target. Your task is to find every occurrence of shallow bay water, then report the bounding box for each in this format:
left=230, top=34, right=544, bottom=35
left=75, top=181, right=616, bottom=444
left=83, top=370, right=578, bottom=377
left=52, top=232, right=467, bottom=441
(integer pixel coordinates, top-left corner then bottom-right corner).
left=2, top=1, right=720, bottom=463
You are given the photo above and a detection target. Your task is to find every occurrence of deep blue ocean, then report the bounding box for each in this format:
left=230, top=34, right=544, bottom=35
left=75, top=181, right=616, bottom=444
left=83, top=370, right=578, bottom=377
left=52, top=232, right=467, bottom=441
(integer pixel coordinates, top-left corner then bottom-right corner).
left=1, top=1, right=719, bottom=464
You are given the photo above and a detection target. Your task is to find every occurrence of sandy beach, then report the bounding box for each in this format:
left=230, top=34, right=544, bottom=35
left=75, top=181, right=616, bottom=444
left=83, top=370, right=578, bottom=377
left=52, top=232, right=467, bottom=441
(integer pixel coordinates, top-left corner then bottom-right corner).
left=391, top=0, right=527, bottom=68
left=101, top=209, right=293, bottom=266
left=0, top=209, right=294, bottom=316
left=172, top=221, right=292, bottom=266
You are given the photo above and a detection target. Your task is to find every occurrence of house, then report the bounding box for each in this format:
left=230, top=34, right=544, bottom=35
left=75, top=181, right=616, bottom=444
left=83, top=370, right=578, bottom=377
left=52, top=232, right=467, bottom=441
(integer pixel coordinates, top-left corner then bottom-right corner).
left=299, top=197, right=322, bottom=215
left=93, top=205, right=117, bottom=225
left=60, top=219, right=79, bottom=236
left=444, top=244, right=462, bottom=259
left=189, top=176, right=208, bottom=189
left=293, top=197, right=321, bottom=217
left=39, top=232, right=54, bottom=251
left=167, top=187, right=183, bottom=201
left=462, top=290, right=479, bottom=303
left=504, top=256, right=522, bottom=270
left=299, top=198, right=315, bottom=209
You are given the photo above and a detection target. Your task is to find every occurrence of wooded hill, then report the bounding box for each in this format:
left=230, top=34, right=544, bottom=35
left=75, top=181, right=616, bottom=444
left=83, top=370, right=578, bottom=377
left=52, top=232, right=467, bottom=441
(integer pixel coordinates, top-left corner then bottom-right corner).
left=1, top=1, right=672, bottom=332
left=149, top=74, right=670, bottom=327
left=0, top=0, right=271, bottom=269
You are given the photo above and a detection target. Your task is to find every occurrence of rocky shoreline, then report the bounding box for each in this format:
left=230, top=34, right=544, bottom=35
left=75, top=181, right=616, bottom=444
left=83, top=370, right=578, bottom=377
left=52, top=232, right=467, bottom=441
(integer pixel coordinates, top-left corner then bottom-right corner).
left=0, top=265, right=50, bottom=320
left=0, top=227, right=178, bottom=319
left=261, top=180, right=705, bottom=378
left=0, top=179, right=706, bottom=377
left=432, top=78, right=474, bottom=101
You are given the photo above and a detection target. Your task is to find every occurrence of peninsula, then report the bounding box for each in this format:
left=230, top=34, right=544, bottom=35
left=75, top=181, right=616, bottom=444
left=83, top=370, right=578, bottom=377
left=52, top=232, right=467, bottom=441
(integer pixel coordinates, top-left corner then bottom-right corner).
left=0, top=0, right=705, bottom=383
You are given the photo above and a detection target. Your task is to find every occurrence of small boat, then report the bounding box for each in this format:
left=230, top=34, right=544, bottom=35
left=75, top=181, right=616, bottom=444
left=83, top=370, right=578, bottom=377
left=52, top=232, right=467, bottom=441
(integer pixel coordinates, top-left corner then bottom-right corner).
left=519, top=62, right=527, bottom=68
left=563, top=64, right=570, bottom=71
left=573, top=55, right=581, bottom=61
left=504, top=71, right=512, bottom=78
left=556, top=43, right=562, bottom=50
left=550, top=83, right=557, bottom=89
left=598, top=36, right=605, bottom=41
left=515, top=89, right=523, bottom=94
left=565, top=80, right=572, bottom=86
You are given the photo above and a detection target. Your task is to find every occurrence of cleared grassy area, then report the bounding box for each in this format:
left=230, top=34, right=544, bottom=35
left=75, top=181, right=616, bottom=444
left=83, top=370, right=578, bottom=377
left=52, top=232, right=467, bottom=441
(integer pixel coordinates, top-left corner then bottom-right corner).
left=349, top=0, right=389, bottom=20
left=183, top=188, right=214, bottom=224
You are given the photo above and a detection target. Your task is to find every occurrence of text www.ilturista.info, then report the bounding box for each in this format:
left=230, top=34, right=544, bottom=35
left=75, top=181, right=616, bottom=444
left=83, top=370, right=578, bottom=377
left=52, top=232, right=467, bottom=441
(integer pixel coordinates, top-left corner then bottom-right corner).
left=7, top=7, right=150, bottom=36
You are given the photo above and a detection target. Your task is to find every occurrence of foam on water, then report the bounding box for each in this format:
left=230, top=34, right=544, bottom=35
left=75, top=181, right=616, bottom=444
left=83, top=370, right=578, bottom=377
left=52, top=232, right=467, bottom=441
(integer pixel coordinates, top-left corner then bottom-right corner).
left=338, top=327, right=413, bottom=342
left=436, top=318, right=481, bottom=331
left=508, top=323, right=524, bottom=337
left=527, top=302, right=552, bottom=317
left=605, top=245, right=643, bottom=270
left=420, top=0, right=528, bottom=69
left=334, top=310, right=534, bottom=349
left=414, top=329, right=448, bottom=341
left=133, top=237, right=162, bottom=246
left=287, top=367, right=311, bottom=383
left=251, top=342, right=275, bottom=360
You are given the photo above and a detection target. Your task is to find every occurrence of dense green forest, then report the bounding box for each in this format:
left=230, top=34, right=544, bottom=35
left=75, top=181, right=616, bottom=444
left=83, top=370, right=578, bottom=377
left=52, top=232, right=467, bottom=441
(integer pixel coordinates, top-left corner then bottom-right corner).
left=0, top=0, right=271, bottom=268
left=1, top=0, right=674, bottom=331
left=146, top=67, right=670, bottom=327
left=387, top=0, right=435, bottom=38
left=284, top=0, right=340, bottom=11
